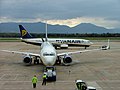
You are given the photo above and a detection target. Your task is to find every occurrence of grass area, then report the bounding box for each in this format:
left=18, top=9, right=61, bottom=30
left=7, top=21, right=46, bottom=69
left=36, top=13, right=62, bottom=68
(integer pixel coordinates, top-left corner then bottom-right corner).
left=0, top=37, right=120, bottom=42
left=0, top=38, right=21, bottom=42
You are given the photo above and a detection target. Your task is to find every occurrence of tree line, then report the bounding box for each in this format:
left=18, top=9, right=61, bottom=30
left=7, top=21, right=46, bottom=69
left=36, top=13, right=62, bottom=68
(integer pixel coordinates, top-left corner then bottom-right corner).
left=0, top=33, right=120, bottom=38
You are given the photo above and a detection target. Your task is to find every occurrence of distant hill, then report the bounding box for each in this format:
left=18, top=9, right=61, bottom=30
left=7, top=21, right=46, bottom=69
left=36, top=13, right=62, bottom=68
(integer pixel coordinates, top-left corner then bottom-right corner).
left=0, top=22, right=119, bottom=33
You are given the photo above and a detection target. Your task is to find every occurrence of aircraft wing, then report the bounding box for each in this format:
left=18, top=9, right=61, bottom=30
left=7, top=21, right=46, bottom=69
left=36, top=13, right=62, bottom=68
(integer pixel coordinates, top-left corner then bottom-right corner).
left=57, top=48, right=101, bottom=56
left=1, top=50, right=40, bottom=57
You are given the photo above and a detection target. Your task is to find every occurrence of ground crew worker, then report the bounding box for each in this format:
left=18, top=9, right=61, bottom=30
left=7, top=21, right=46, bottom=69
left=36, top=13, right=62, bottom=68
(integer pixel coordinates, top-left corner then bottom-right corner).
left=42, top=74, right=47, bottom=85
left=81, top=83, right=87, bottom=90
left=76, top=82, right=81, bottom=90
left=32, top=75, right=38, bottom=88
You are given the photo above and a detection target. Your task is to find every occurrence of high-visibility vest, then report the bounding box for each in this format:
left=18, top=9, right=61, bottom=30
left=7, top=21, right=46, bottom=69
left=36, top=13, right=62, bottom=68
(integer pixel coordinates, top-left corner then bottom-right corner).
left=81, top=84, right=86, bottom=90
left=43, top=75, right=47, bottom=79
left=32, top=77, right=38, bottom=83
left=76, top=83, right=81, bottom=90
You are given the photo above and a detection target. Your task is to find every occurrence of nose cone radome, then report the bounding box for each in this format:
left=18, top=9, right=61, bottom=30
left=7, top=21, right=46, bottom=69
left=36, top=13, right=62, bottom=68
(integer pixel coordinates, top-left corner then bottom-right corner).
left=44, top=56, right=56, bottom=66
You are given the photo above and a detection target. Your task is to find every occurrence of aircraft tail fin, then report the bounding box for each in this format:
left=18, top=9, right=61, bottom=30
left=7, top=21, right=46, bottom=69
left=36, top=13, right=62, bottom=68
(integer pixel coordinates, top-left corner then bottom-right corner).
left=19, top=25, right=33, bottom=39
left=45, top=22, right=48, bottom=41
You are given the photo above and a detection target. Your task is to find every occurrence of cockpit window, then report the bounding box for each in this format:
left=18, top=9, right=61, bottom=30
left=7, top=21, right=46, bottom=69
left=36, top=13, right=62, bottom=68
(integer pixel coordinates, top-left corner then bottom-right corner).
left=43, top=52, right=55, bottom=56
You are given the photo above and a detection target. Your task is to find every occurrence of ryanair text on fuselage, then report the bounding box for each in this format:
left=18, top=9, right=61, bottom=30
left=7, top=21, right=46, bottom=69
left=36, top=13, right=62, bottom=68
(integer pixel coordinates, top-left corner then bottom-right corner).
left=56, top=40, right=86, bottom=44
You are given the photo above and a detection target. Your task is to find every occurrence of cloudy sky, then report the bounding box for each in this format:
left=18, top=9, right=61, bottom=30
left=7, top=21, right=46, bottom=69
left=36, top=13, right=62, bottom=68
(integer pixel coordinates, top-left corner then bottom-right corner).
left=0, top=0, right=120, bottom=29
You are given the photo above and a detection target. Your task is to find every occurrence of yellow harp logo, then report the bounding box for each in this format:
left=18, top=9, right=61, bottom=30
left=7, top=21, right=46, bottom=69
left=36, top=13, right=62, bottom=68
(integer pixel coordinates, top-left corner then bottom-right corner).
left=22, top=30, right=27, bottom=36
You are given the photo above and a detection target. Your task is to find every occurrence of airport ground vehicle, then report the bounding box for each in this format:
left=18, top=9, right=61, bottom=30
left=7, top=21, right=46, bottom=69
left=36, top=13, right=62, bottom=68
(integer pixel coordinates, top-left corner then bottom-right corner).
left=44, top=66, right=56, bottom=81
left=75, top=80, right=96, bottom=90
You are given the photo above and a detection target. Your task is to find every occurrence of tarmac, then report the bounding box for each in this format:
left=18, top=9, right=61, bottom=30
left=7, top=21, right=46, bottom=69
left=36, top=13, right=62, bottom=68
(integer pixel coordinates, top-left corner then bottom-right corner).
left=0, top=41, right=120, bottom=90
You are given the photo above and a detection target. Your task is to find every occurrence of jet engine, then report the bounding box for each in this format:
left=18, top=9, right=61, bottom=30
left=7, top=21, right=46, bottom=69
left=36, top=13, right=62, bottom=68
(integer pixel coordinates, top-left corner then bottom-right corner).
left=60, top=44, right=68, bottom=49
left=23, top=55, right=32, bottom=65
left=63, top=55, right=72, bottom=64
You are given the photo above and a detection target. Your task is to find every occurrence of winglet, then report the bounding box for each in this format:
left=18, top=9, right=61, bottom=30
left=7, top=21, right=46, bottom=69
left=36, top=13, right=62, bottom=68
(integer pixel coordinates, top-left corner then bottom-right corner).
left=19, top=25, right=33, bottom=39
left=107, top=39, right=110, bottom=49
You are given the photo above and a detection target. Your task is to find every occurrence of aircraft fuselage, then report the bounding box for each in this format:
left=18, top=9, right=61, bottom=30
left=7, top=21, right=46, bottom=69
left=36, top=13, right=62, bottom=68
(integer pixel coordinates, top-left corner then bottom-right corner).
left=40, top=41, right=57, bottom=66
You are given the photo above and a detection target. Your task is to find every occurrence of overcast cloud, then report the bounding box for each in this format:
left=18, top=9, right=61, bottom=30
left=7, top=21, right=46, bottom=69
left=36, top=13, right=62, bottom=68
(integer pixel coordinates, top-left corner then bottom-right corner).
left=0, top=0, right=120, bottom=28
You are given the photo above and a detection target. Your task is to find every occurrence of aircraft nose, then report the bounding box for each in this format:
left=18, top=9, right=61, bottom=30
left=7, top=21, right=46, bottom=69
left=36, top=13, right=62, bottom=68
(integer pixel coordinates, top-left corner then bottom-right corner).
left=45, top=57, right=56, bottom=66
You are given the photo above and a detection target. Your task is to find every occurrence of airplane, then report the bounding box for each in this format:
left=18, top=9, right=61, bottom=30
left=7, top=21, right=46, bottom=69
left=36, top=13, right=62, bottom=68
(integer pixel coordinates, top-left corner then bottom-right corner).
left=1, top=24, right=110, bottom=66
left=19, top=25, right=93, bottom=49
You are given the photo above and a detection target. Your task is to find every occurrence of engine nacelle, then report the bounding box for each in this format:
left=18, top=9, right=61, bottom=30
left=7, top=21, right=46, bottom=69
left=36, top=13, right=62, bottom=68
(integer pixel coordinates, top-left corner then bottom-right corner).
left=63, top=55, right=72, bottom=64
left=60, top=44, right=68, bottom=49
left=23, top=56, right=32, bottom=65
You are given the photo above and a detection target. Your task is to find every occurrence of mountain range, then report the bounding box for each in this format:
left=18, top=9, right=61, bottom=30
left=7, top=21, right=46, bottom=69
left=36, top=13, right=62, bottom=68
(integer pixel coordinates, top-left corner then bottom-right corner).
left=0, top=22, right=119, bottom=33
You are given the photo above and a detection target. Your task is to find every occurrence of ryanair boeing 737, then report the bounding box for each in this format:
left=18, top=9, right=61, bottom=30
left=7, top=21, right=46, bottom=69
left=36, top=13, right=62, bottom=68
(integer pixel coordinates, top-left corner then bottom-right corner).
left=19, top=25, right=93, bottom=49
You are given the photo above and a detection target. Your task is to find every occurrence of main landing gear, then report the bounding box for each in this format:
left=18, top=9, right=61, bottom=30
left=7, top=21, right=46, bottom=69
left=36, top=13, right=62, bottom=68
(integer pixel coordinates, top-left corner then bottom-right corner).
left=33, top=57, right=40, bottom=64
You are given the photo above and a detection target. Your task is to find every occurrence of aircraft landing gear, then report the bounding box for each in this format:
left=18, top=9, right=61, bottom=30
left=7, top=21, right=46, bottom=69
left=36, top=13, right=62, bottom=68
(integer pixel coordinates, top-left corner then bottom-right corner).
left=34, top=57, right=39, bottom=64
left=56, top=56, right=61, bottom=65
left=56, top=60, right=61, bottom=64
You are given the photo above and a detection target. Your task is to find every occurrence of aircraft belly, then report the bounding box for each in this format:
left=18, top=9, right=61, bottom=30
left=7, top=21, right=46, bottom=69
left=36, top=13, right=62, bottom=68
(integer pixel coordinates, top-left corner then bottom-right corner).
left=68, top=44, right=90, bottom=47
left=22, top=40, right=42, bottom=45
